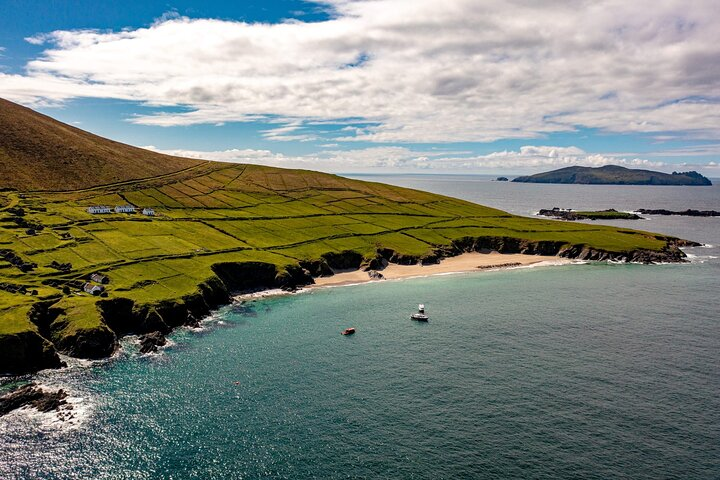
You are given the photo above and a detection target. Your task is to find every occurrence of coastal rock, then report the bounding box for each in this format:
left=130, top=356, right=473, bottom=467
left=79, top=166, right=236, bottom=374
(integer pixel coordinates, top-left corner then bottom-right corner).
left=185, top=313, right=200, bottom=328
left=321, top=251, right=363, bottom=270
left=299, top=259, right=334, bottom=277
left=367, top=270, right=385, bottom=280
left=362, top=255, right=388, bottom=271
left=6, top=237, right=698, bottom=375
left=211, top=262, right=278, bottom=292
left=51, top=321, right=117, bottom=359
left=138, top=331, right=167, bottom=354
left=0, top=330, right=64, bottom=375
left=636, top=208, right=720, bottom=217
left=276, top=265, right=314, bottom=291
left=448, top=235, right=692, bottom=265
left=0, top=383, right=68, bottom=416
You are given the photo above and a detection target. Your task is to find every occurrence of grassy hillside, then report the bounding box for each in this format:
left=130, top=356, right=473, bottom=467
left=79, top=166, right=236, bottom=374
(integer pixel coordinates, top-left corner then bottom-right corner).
left=0, top=98, right=204, bottom=191
left=0, top=99, right=695, bottom=374
left=512, top=165, right=712, bottom=185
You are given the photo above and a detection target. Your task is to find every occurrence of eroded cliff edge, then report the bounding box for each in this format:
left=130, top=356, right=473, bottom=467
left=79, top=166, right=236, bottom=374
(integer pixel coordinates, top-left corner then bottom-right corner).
left=0, top=235, right=699, bottom=376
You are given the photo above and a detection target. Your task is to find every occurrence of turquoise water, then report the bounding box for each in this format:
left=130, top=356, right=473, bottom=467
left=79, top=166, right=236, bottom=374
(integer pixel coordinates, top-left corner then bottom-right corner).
left=1, top=178, right=719, bottom=479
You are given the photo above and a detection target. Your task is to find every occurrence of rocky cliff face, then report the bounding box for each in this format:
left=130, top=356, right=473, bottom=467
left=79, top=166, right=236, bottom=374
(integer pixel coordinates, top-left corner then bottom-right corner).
left=1, top=239, right=699, bottom=376
left=0, top=330, right=63, bottom=375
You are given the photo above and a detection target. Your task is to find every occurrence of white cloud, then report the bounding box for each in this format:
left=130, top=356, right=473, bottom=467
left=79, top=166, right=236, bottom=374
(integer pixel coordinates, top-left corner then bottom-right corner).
left=142, top=143, right=720, bottom=174
left=2, top=0, right=720, bottom=143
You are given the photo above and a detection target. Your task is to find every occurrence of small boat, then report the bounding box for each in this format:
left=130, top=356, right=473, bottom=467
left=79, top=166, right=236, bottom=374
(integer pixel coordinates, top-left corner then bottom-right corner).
left=411, top=304, right=429, bottom=321
left=341, top=327, right=356, bottom=335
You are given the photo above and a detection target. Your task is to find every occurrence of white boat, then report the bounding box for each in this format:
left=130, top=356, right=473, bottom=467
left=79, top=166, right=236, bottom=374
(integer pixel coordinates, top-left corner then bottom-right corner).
left=411, top=303, right=429, bottom=321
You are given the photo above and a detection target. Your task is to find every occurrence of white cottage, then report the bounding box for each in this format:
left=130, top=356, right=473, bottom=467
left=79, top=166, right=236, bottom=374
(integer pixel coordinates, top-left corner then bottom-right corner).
left=83, top=282, right=105, bottom=296
left=115, top=205, right=136, bottom=214
left=142, top=208, right=155, bottom=216
left=87, top=206, right=111, bottom=214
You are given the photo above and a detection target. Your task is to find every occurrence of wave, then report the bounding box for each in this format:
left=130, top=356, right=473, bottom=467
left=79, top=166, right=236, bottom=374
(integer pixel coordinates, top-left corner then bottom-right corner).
left=684, top=253, right=718, bottom=264
left=0, top=383, right=93, bottom=432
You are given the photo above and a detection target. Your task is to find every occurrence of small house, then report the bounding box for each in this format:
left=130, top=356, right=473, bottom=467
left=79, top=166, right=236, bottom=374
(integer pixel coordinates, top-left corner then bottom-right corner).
left=90, top=273, right=109, bottom=284
left=142, top=208, right=155, bottom=216
left=114, top=205, right=136, bottom=214
left=87, top=206, right=111, bottom=214
left=83, top=282, right=105, bottom=296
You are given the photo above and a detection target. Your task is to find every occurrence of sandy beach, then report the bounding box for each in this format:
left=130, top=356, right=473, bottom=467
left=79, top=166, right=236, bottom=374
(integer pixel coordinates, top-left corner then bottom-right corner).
left=311, top=252, right=570, bottom=288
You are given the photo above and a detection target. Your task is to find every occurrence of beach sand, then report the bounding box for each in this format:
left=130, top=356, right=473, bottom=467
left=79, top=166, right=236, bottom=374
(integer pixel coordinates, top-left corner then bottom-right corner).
left=311, top=252, right=569, bottom=288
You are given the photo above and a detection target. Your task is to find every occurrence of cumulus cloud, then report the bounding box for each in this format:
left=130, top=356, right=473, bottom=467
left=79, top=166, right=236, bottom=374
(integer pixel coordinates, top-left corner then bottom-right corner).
left=142, top=143, right=718, bottom=174
left=0, top=0, right=718, bottom=143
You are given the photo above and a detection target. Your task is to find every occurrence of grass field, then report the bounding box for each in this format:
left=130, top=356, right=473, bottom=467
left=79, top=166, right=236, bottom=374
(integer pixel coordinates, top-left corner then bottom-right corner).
left=0, top=162, right=682, bottom=363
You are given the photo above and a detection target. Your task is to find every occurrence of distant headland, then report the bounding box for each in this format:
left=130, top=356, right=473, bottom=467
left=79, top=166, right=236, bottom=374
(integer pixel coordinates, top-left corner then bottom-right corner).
left=512, top=165, right=712, bottom=186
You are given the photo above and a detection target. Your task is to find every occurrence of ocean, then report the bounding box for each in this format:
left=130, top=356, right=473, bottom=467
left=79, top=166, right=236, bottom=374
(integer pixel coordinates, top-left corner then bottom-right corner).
left=1, top=175, right=718, bottom=479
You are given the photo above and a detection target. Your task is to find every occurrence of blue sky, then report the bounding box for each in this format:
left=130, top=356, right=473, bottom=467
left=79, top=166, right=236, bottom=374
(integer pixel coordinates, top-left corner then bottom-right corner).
left=1, top=0, right=719, bottom=174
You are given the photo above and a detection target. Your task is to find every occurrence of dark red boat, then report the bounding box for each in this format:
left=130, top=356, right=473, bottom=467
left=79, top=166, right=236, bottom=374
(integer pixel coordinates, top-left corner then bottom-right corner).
left=341, top=327, right=356, bottom=335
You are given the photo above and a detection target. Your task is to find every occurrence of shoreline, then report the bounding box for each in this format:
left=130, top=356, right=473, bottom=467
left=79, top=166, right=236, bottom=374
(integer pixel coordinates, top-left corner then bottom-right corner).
left=233, top=253, right=572, bottom=301
left=310, top=252, right=568, bottom=288
left=1, top=236, right=697, bottom=377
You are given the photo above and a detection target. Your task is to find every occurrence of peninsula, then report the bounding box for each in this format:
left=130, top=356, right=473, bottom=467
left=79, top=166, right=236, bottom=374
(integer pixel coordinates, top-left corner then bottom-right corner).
left=538, top=208, right=642, bottom=221
left=0, top=99, right=699, bottom=375
left=512, top=165, right=712, bottom=186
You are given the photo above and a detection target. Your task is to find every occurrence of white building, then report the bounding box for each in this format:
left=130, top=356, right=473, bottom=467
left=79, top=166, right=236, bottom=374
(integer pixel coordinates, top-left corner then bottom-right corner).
left=90, top=273, right=109, bottom=284
left=142, top=208, right=155, bottom=216
left=114, top=205, right=136, bottom=214
left=87, top=206, right=111, bottom=214
left=83, top=282, right=105, bottom=296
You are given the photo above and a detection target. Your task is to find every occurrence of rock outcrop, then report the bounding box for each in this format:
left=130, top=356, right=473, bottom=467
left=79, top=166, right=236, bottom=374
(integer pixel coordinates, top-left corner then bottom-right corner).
left=138, top=331, right=167, bottom=354
left=0, top=330, right=64, bottom=375
left=1, top=239, right=700, bottom=376
left=636, top=208, right=720, bottom=217
left=0, top=383, right=68, bottom=416
left=538, top=208, right=642, bottom=221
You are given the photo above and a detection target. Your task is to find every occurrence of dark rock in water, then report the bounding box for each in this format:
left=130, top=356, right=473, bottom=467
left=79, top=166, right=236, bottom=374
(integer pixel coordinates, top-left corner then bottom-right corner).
left=230, top=303, right=257, bottom=317
left=495, top=177, right=509, bottom=181
left=636, top=208, right=720, bottom=217
left=185, top=313, right=200, bottom=328
left=138, top=331, right=167, bottom=354
left=0, top=383, right=68, bottom=416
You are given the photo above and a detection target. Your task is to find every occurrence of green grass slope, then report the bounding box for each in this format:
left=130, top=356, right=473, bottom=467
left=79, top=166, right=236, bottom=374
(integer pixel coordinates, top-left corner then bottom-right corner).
left=0, top=98, right=204, bottom=191
left=0, top=99, right=696, bottom=374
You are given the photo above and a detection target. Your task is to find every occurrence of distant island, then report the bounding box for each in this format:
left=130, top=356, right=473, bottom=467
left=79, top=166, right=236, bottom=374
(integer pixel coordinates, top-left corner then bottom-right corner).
left=512, top=165, right=712, bottom=186
left=0, top=98, right=700, bottom=376
left=495, top=177, right=509, bottom=181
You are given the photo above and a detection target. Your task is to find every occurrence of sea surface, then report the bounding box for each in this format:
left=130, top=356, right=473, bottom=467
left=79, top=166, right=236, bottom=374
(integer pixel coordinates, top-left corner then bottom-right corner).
left=1, top=175, right=719, bottom=479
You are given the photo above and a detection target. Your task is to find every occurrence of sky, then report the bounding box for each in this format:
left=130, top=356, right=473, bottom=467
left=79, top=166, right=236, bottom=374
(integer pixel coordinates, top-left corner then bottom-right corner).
left=1, top=0, right=719, bottom=175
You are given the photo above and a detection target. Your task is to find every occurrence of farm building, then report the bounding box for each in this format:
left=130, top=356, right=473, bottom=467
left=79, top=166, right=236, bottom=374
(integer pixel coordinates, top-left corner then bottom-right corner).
left=115, top=205, right=136, bottom=213
left=142, top=208, right=155, bottom=216
left=83, top=282, right=105, bottom=296
left=87, top=206, right=111, bottom=214
left=90, top=273, right=109, bottom=284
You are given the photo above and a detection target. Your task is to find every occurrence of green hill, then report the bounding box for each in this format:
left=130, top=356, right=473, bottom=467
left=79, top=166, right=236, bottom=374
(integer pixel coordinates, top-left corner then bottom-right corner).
left=512, top=165, right=712, bottom=185
left=0, top=99, right=697, bottom=374
left=0, top=98, right=204, bottom=191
